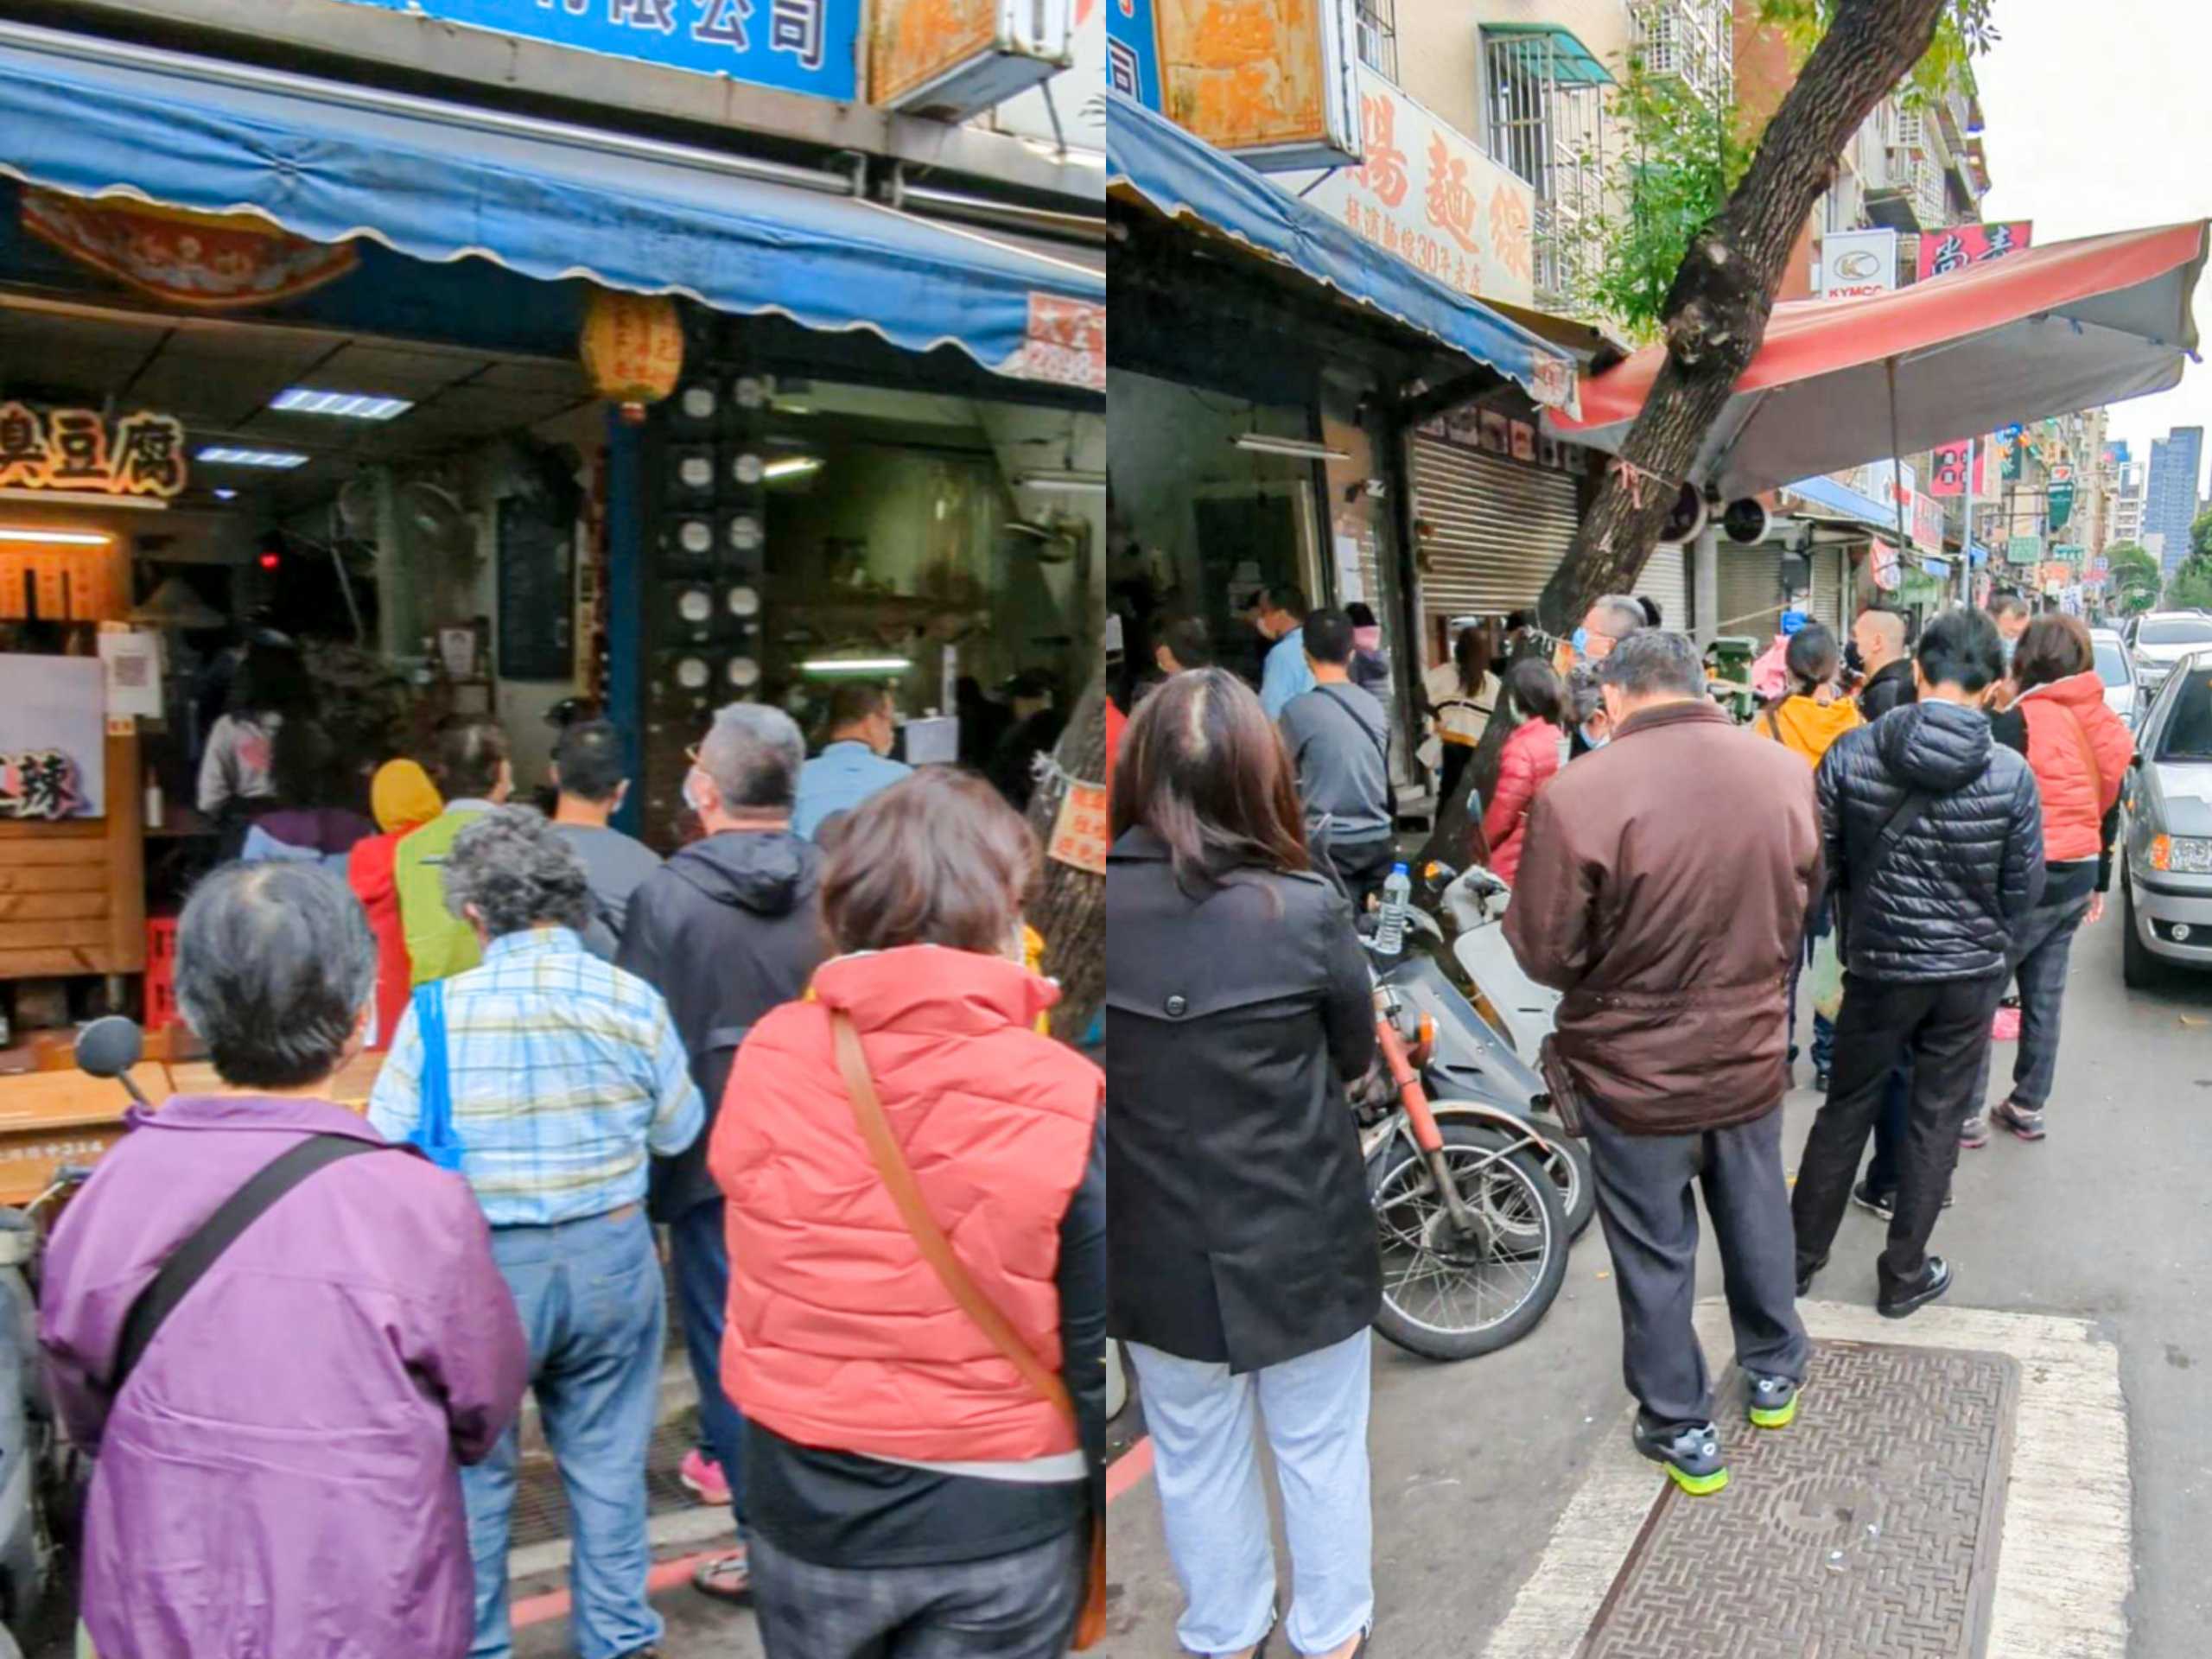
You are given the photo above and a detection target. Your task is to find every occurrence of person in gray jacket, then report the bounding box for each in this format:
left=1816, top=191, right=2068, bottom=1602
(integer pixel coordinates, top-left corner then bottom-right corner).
left=1280, top=608, right=1395, bottom=906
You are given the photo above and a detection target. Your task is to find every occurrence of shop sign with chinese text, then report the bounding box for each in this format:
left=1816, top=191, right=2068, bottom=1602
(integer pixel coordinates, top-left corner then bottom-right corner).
left=1107, top=0, right=1163, bottom=106
left=1155, top=0, right=1362, bottom=169
left=325, top=0, right=859, bottom=103
left=1818, top=228, right=1898, bottom=298
left=2006, top=533, right=2043, bottom=566
left=1911, top=490, right=1943, bottom=554
left=1915, top=220, right=2032, bottom=282
left=1928, top=437, right=1988, bottom=499
left=1871, top=539, right=1900, bottom=591
left=1009, top=294, right=1106, bottom=392
left=1289, top=67, right=1535, bottom=311
left=2050, top=543, right=2085, bottom=565
left=0, top=403, right=188, bottom=500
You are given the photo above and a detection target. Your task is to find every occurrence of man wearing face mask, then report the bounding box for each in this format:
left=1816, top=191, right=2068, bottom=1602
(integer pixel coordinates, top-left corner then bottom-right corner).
left=1504, top=631, right=1820, bottom=1499
left=1567, top=593, right=1647, bottom=756
left=617, top=703, right=829, bottom=1604
left=1988, top=593, right=2031, bottom=667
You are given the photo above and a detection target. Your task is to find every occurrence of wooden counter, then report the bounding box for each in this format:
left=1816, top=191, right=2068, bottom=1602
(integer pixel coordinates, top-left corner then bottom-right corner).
left=0, top=1052, right=386, bottom=1206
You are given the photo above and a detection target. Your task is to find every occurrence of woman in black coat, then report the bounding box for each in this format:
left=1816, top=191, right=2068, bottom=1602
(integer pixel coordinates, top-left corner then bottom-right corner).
left=1106, top=667, right=1378, bottom=1659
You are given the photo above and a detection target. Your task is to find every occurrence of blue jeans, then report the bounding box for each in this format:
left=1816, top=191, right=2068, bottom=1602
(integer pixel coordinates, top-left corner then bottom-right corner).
left=670, top=1197, right=747, bottom=1529
left=1127, top=1330, right=1374, bottom=1658
left=466, top=1207, right=667, bottom=1659
left=1787, top=899, right=1835, bottom=1075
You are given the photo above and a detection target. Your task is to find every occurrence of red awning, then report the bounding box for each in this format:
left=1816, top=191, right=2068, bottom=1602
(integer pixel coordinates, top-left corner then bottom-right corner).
left=1547, top=220, right=2209, bottom=499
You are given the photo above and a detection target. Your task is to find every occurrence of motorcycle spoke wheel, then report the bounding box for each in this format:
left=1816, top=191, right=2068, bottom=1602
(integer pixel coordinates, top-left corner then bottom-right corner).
left=1373, top=1142, right=1548, bottom=1338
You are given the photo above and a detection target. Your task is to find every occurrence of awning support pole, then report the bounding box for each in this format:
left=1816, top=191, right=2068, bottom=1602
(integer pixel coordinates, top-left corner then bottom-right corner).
left=1887, top=354, right=1911, bottom=581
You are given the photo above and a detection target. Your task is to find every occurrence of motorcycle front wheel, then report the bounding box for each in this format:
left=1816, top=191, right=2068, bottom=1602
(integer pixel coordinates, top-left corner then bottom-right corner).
left=1366, top=1122, right=1568, bottom=1361
left=1529, top=1118, right=1597, bottom=1243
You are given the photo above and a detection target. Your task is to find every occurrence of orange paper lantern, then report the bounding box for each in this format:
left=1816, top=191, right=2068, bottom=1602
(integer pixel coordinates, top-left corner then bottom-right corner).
left=580, top=289, right=683, bottom=424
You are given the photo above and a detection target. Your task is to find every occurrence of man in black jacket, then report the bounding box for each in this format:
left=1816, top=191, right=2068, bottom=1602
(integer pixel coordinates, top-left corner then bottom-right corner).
left=1852, top=607, right=1916, bottom=721
left=617, top=702, right=826, bottom=1602
left=1793, top=609, right=2044, bottom=1318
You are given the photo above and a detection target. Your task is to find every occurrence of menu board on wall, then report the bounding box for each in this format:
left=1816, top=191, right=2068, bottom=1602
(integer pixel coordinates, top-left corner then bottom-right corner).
left=0, top=656, right=104, bottom=819
left=497, top=498, right=575, bottom=682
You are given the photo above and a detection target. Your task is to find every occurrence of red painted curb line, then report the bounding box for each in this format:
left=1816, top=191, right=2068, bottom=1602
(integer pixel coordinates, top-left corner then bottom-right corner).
left=1107, top=1434, right=1154, bottom=1504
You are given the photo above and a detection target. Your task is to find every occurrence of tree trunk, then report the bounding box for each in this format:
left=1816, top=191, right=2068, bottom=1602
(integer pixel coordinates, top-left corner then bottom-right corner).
left=1535, top=0, right=1951, bottom=632
left=1026, top=674, right=1107, bottom=1047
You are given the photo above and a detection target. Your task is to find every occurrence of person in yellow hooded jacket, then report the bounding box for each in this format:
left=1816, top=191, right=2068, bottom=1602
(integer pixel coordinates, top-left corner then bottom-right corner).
left=1760, top=622, right=1861, bottom=1089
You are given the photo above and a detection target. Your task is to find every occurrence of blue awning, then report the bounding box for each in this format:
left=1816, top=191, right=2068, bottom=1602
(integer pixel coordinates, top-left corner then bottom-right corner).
left=0, top=22, right=1103, bottom=386
left=1105, top=91, right=1578, bottom=415
left=1781, top=473, right=1904, bottom=532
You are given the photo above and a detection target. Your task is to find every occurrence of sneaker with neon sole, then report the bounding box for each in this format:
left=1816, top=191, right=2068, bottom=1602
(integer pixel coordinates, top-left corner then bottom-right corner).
left=1746, top=1372, right=1800, bottom=1429
left=1632, top=1415, right=1728, bottom=1496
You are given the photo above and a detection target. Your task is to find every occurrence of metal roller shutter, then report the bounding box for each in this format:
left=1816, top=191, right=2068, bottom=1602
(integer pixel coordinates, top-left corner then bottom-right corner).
left=1633, top=543, right=1689, bottom=632
left=1810, top=544, right=1847, bottom=633
left=1717, top=542, right=1785, bottom=641
left=1412, top=436, right=1577, bottom=617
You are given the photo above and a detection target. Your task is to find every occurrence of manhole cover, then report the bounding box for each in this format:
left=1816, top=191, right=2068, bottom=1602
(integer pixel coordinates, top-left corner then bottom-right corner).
left=1581, top=1340, right=2018, bottom=1659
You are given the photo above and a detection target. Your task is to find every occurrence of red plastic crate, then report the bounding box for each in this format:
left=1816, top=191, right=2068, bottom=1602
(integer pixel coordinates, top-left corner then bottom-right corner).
left=145, top=916, right=180, bottom=1032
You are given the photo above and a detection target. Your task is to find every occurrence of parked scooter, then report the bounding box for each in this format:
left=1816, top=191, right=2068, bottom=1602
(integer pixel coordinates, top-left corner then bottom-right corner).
left=1356, top=880, right=1569, bottom=1361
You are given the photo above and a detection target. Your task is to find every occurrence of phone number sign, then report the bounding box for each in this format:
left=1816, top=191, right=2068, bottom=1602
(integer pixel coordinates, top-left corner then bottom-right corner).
left=327, top=0, right=858, bottom=102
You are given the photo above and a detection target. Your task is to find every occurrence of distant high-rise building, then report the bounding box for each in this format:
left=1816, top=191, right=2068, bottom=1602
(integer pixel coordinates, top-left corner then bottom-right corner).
left=2111, top=442, right=2147, bottom=547
left=2145, top=427, right=2204, bottom=575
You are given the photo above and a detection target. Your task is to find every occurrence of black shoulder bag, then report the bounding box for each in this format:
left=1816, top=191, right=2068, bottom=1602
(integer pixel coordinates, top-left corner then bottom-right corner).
left=1840, top=789, right=1937, bottom=954
left=107, top=1135, right=399, bottom=1396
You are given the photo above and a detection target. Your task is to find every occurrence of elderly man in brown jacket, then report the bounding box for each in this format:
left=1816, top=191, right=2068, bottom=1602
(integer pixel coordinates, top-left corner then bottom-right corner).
left=1504, top=629, right=1821, bottom=1498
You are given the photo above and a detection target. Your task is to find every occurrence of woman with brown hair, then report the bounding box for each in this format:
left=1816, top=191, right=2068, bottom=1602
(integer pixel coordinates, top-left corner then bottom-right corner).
left=709, top=767, right=1104, bottom=1658
left=1959, top=613, right=2134, bottom=1150
left=1107, top=667, right=1377, bottom=1659
left=1422, top=622, right=1497, bottom=811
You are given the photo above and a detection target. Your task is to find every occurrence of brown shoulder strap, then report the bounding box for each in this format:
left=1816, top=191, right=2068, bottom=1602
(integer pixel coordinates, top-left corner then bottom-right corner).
left=830, top=1009, right=1075, bottom=1428
left=1764, top=708, right=1783, bottom=742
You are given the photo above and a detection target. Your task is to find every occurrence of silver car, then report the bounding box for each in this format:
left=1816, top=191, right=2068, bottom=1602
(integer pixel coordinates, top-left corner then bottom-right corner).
left=2126, top=611, right=2212, bottom=696
left=2122, top=653, right=2212, bottom=985
left=2091, top=628, right=2144, bottom=729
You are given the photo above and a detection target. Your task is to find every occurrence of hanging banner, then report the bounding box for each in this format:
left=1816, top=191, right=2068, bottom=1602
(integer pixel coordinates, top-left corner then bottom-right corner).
left=1929, top=437, right=1986, bottom=498
left=1870, top=539, right=1901, bottom=592
left=324, top=0, right=861, bottom=103
left=22, top=190, right=359, bottom=311
left=1916, top=220, right=2033, bottom=282
left=1107, top=0, right=1163, bottom=108
left=1155, top=0, right=1362, bottom=168
left=1289, top=67, right=1535, bottom=309
left=1818, top=228, right=1899, bottom=298
left=1912, top=491, right=1943, bottom=554
left=2048, top=460, right=2076, bottom=532
left=1009, top=294, right=1107, bottom=391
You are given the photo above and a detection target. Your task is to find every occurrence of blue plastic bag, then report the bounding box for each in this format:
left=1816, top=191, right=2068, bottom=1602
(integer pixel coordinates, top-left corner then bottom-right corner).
left=406, top=982, right=467, bottom=1173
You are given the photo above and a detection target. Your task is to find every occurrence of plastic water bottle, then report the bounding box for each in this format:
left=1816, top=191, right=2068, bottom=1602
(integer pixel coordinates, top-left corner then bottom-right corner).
left=1375, top=863, right=1412, bottom=957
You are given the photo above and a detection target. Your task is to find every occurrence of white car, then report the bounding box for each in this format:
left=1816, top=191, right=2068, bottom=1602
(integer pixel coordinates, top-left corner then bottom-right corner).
left=2127, top=611, right=2212, bottom=695
left=2092, top=628, right=2144, bottom=728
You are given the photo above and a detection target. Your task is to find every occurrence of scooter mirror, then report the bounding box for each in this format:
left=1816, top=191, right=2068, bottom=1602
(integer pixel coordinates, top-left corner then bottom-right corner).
left=75, top=1015, right=144, bottom=1081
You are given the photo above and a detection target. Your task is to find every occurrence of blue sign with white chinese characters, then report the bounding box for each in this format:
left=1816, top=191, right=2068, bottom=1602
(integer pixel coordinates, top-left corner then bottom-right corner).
left=328, top=0, right=857, bottom=102
left=1105, top=0, right=1161, bottom=111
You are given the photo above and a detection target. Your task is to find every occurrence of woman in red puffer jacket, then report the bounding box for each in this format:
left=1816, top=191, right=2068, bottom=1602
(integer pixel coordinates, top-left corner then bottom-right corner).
left=1965, top=613, right=2135, bottom=1147
left=1482, top=658, right=1567, bottom=885
left=711, top=767, right=1103, bottom=1659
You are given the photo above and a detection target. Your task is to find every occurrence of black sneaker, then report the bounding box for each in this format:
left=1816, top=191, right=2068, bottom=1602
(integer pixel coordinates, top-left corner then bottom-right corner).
left=1814, top=1067, right=1832, bottom=1092
left=1853, top=1180, right=1895, bottom=1222
left=1632, top=1415, right=1728, bottom=1496
left=1993, top=1099, right=2047, bottom=1141
left=1796, top=1255, right=1826, bottom=1297
left=1878, top=1255, right=1953, bottom=1319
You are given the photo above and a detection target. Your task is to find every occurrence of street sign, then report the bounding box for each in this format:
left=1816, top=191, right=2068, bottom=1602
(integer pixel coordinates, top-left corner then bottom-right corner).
left=324, top=0, right=861, bottom=102
left=2006, top=534, right=2043, bottom=566
left=2051, top=543, right=2086, bottom=564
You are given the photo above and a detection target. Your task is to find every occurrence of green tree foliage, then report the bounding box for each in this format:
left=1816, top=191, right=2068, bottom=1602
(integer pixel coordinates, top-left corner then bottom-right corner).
left=2190, top=507, right=2212, bottom=561
left=2105, top=542, right=2162, bottom=616
left=2166, top=555, right=2212, bottom=612
left=1757, top=0, right=1999, bottom=103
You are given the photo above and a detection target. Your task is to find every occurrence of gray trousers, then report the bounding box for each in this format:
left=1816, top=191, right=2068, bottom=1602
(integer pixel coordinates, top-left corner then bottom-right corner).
left=1585, top=1106, right=1809, bottom=1429
left=1971, top=893, right=2093, bottom=1115
left=751, top=1525, right=1087, bottom=1659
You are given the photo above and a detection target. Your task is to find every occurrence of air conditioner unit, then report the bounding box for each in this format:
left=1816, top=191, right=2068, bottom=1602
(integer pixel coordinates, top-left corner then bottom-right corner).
left=1894, top=108, right=1929, bottom=153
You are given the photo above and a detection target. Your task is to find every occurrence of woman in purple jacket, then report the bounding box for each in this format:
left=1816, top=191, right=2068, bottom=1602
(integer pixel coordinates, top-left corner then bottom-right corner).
left=41, top=861, right=528, bottom=1658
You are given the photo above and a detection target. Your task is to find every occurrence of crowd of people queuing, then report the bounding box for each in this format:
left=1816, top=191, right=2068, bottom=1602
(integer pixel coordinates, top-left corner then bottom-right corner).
left=47, top=663, right=1103, bottom=1659
left=1107, top=577, right=2132, bottom=1649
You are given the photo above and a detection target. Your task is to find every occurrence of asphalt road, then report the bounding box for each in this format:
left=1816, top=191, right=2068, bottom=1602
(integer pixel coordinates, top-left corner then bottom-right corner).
left=1103, top=906, right=2212, bottom=1659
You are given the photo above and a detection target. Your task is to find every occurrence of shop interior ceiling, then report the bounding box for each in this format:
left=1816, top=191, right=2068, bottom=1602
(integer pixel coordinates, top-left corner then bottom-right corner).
left=0, top=298, right=594, bottom=516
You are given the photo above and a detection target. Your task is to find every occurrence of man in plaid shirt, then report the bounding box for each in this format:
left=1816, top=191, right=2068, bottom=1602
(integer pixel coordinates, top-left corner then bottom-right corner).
left=370, top=807, right=702, bottom=1659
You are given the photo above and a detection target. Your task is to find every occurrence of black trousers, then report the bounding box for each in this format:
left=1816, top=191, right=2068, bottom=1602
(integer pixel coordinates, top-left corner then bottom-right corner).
left=1793, top=970, right=2005, bottom=1297
left=1324, top=834, right=1398, bottom=911
left=1585, top=1106, right=1808, bottom=1428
